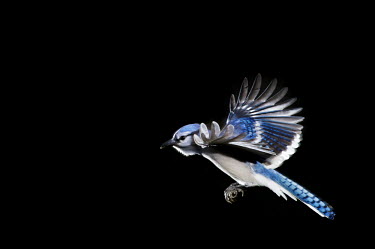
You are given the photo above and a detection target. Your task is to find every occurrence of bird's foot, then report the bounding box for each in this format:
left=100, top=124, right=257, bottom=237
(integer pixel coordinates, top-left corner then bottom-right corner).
left=224, top=183, right=245, bottom=204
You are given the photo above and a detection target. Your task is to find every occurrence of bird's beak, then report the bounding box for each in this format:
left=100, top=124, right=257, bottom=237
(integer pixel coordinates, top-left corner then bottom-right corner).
left=160, top=139, right=176, bottom=149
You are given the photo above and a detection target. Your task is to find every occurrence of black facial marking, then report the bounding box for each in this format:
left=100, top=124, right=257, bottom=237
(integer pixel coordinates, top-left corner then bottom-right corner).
left=179, top=136, right=186, bottom=141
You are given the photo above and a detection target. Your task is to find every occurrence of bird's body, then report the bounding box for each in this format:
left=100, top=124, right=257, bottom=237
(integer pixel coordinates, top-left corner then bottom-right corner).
left=202, top=148, right=258, bottom=187
left=161, top=74, right=335, bottom=219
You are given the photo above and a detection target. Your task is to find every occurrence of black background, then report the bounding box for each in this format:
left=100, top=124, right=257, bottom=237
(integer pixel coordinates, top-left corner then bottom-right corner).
left=49, top=15, right=370, bottom=244
left=152, top=57, right=348, bottom=225
left=81, top=44, right=358, bottom=240
left=9, top=3, right=374, bottom=246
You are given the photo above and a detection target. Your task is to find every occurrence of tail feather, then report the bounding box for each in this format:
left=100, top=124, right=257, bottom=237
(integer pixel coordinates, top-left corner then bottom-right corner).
left=252, top=162, right=335, bottom=220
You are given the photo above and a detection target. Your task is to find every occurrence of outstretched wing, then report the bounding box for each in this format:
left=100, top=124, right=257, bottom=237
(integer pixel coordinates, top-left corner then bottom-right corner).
left=193, top=74, right=304, bottom=169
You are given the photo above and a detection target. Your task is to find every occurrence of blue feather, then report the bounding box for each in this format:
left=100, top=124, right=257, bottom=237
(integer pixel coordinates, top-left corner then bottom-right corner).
left=178, top=124, right=201, bottom=133
left=253, top=162, right=335, bottom=220
left=229, top=117, right=257, bottom=140
left=261, top=123, right=296, bottom=138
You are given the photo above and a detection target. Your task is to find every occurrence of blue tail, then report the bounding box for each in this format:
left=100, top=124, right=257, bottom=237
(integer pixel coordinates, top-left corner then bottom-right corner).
left=253, top=162, right=335, bottom=220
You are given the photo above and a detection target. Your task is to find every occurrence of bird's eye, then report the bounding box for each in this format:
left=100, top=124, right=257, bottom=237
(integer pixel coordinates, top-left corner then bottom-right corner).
left=179, top=136, right=186, bottom=141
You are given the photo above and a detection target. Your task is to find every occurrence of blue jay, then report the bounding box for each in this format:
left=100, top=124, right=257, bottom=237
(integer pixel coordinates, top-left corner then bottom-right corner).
left=160, top=74, right=335, bottom=219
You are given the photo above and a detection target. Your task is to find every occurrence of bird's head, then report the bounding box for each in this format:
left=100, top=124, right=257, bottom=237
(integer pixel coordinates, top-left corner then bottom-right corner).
left=160, top=123, right=201, bottom=156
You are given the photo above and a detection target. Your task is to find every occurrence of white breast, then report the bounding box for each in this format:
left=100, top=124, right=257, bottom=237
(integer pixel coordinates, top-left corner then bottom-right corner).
left=202, top=151, right=258, bottom=187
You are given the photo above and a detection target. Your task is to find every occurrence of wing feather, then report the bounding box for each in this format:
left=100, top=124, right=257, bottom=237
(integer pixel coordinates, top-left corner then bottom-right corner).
left=199, top=123, right=210, bottom=142
left=229, top=94, right=236, bottom=112
left=194, top=74, right=304, bottom=169
left=250, top=98, right=297, bottom=114
left=238, top=77, right=249, bottom=104
left=251, top=108, right=303, bottom=118
left=261, top=87, right=289, bottom=106
left=254, top=78, right=278, bottom=103
left=246, top=74, right=262, bottom=102
left=210, top=121, right=220, bottom=139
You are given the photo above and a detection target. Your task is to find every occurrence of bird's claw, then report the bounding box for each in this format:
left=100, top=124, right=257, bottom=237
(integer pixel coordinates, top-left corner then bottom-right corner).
left=224, top=183, right=245, bottom=204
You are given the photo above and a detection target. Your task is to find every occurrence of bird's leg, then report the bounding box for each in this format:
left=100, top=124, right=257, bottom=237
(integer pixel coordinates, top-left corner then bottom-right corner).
left=224, top=183, right=246, bottom=204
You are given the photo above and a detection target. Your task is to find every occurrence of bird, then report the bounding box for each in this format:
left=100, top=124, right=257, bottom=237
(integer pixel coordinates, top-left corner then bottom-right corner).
left=160, top=74, right=335, bottom=219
